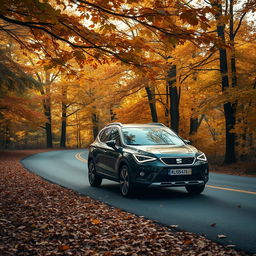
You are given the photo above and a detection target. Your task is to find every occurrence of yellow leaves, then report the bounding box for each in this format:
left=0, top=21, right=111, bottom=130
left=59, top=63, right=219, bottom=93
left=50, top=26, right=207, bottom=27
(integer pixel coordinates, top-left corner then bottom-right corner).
left=99, top=23, right=117, bottom=33
left=15, top=131, right=26, bottom=138
left=44, top=58, right=65, bottom=70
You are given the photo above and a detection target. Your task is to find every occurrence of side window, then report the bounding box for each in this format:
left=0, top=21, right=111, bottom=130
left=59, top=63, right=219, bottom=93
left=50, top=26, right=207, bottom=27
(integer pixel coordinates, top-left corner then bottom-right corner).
left=99, top=128, right=111, bottom=143
left=109, top=128, right=121, bottom=146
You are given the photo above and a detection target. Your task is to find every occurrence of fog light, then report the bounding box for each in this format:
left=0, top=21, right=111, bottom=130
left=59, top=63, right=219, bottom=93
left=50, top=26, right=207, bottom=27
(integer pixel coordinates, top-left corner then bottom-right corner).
left=140, top=171, right=145, bottom=177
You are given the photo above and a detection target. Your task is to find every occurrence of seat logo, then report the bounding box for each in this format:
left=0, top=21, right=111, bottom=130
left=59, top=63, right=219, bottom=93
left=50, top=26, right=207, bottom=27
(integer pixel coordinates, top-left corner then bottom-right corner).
left=176, top=158, right=182, bottom=164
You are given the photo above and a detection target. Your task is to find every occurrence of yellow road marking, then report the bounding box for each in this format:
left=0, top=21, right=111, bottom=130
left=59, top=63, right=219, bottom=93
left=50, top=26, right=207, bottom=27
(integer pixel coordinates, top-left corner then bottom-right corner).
left=75, top=152, right=88, bottom=163
left=206, top=185, right=256, bottom=195
left=75, top=153, right=255, bottom=195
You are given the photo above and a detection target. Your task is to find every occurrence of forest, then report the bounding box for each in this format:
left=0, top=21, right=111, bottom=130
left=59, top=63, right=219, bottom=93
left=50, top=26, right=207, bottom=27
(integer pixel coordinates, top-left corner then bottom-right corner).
left=0, top=0, right=255, bottom=166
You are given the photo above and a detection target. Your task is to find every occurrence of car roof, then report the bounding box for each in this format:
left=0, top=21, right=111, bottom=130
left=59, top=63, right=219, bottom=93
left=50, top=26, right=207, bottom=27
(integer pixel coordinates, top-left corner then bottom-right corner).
left=106, top=122, right=167, bottom=128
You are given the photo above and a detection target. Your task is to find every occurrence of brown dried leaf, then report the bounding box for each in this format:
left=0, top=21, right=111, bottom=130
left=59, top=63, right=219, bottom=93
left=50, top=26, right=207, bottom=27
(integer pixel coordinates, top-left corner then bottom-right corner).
left=59, top=244, right=70, bottom=251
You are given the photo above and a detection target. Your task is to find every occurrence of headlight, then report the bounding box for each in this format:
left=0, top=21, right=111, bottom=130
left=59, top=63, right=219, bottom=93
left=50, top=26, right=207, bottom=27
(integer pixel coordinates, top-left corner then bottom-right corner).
left=197, top=153, right=207, bottom=161
left=133, top=154, right=157, bottom=163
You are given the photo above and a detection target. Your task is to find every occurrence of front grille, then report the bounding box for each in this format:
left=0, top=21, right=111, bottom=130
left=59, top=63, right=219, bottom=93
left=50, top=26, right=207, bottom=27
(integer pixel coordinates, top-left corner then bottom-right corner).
left=160, top=157, right=195, bottom=165
left=153, top=166, right=206, bottom=183
left=154, top=171, right=203, bottom=183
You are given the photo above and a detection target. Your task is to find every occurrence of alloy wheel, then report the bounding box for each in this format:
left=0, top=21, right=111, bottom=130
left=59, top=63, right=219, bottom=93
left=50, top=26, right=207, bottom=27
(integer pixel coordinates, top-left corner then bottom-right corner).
left=120, top=165, right=130, bottom=196
left=88, top=161, right=102, bottom=187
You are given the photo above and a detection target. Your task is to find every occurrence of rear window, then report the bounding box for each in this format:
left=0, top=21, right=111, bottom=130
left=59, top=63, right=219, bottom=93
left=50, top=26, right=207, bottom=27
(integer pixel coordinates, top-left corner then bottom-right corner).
left=121, top=127, right=184, bottom=146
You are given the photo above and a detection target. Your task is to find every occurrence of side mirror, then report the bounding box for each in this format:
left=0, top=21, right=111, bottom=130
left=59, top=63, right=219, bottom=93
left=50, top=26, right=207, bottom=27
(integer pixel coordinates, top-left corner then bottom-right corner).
left=106, top=140, right=117, bottom=149
left=184, top=139, right=191, bottom=145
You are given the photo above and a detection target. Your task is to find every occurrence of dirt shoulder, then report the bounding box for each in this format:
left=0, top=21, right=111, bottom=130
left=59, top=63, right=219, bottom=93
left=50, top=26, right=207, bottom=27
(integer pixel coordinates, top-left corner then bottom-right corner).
left=210, top=162, right=256, bottom=177
left=0, top=150, right=252, bottom=256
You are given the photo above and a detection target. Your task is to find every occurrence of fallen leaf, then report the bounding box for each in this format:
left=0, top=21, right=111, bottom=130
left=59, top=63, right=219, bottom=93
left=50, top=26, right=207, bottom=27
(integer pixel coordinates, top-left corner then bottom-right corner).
left=183, top=239, right=193, bottom=245
left=39, top=224, right=48, bottom=229
left=218, top=234, right=227, bottom=239
left=59, top=245, right=70, bottom=251
left=210, top=223, right=216, bottom=227
left=170, top=225, right=179, bottom=228
left=103, top=252, right=113, bottom=256
left=91, top=219, right=101, bottom=224
left=227, top=244, right=236, bottom=248
left=17, top=226, right=26, bottom=230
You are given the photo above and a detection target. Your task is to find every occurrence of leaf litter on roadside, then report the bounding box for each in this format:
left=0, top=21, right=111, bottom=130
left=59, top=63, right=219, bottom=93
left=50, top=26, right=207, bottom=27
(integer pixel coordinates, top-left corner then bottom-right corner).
left=0, top=150, right=251, bottom=256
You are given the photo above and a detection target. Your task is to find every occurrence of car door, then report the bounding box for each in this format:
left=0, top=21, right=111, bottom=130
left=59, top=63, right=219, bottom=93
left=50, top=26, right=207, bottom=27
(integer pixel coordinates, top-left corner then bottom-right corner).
left=94, top=127, right=112, bottom=175
left=103, top=128, right=122, bottom=179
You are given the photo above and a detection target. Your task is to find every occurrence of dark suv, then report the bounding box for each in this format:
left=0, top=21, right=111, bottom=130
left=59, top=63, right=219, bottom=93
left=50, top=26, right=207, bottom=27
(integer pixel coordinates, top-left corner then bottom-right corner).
left=88, top=123, right=209, bottom=197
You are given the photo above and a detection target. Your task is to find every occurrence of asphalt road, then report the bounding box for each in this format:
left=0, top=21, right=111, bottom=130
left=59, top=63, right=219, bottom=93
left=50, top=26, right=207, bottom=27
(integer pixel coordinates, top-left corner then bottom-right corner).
left=21, top=149, right=256, bottom=254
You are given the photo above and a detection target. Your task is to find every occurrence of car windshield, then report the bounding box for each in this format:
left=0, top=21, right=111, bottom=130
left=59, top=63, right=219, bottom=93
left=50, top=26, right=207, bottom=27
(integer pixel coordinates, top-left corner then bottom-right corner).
left=121, top=127, right=185, bottom=146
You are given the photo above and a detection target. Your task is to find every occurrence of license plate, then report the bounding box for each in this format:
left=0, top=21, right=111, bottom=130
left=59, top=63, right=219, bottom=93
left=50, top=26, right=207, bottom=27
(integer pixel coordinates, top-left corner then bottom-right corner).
left=168, top=169, right=192, bottom=175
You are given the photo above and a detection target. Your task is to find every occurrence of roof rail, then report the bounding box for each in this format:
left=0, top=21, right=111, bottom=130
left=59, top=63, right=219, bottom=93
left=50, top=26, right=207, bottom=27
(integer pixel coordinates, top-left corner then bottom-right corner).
left=147, top=123, right=167, bottom=127
left=106, top=122, right=123, bottom=127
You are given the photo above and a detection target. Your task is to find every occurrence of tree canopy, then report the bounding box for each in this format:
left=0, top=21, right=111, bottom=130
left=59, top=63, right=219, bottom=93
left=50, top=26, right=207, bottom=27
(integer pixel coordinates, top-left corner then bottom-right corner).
left=0, top=0, right=255, bottom=165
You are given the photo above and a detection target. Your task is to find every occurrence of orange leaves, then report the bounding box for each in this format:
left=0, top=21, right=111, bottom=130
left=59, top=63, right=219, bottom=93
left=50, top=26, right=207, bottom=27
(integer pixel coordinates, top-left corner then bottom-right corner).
left=59, top=244, right=70, bottom=251
left=180, top=10, right=199, bottom=26
left=91, top=218, right=101, bottom=225
left=73, top=50, right=86, bottom=67
left=179, top=9, right=211, bottom=31
left=0, top=96, right=45, bottom=123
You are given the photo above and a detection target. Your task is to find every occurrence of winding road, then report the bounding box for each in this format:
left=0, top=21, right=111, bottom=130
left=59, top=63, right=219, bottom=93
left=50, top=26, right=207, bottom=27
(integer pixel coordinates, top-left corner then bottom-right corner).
left=21, top=150, right=256, bottom=254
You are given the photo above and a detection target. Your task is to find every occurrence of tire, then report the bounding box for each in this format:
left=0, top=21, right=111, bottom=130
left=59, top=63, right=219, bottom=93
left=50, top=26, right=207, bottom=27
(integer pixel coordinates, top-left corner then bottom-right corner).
left=119, top=164, right=135, bottom=197
left=88, top=161, right=102, bottom=187
left=185, top=184, right=205, bottom=195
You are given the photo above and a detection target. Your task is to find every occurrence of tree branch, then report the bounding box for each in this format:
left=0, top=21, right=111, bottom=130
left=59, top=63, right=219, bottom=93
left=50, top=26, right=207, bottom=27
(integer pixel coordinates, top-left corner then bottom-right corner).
left=66, top=108, right=80, bottom=118
left=72, top=0, right=194, bottom=38
left=0, top=14, right=100, bottom=49
left=234, top=12, right=247, bottom=38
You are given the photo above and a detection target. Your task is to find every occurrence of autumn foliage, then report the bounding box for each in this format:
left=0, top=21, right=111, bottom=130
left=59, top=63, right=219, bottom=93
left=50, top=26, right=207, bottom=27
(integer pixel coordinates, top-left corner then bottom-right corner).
left=0, top=0, right=255, bottom=165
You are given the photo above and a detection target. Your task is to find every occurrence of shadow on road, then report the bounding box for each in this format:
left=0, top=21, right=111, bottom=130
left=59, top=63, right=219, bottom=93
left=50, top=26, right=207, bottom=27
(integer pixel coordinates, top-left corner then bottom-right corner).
left=92, top=183, right=208, bottom=201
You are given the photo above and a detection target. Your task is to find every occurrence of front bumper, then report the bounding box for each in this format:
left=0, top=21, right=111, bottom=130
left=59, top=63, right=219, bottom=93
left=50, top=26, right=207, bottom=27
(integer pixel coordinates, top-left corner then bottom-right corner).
left=150, top=180, right=205, bottom=187
left=132, top=162, right=209, bottom=188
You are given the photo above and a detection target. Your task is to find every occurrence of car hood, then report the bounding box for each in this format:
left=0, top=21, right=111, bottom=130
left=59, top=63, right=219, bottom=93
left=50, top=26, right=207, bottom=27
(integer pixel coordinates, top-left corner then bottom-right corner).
left=128, top=144, right=198, bottom=156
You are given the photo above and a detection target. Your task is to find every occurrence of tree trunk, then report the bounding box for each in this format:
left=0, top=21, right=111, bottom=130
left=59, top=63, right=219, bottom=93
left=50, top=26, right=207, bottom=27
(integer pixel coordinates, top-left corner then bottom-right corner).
left=45, top=120, right=53, bottom=148
left=189, top=117, right=199, bottom=136
left=167, top=65, right=179, bottom=133
left=110, top=104, right=116, bottom=121
left=92, top=109, right=99, bottom=140
left=39, top=72, right=53, bottom=148
left=76, top=111, right=81, bottom=148
left=223, top=102, right=236, bottom=163
left=60, top=84, right=67, bottom=148
left=214, top=1, right=236, bottom=163
left=189, top=114, right=204, bottom=136
left=60, top=105, right=67, bottom=148
left=145, top=86, right=158, bottom=122
left=165, top=85, right=170, bottom=126
left=44, top=87, right=53, bottom=148
left=4, top=123, right=10, bottom=149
